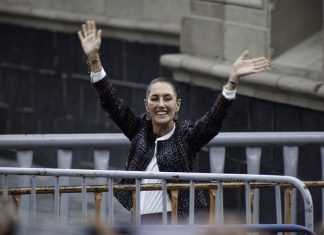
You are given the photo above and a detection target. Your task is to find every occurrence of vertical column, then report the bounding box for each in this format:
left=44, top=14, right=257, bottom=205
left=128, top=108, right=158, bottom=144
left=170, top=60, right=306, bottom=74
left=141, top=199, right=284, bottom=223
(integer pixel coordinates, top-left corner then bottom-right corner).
left=57, top=149, right=72, bottom=224
left=94, top=149, right=110, bottom=221
left=210, top=147, right=225, bottom=223
left=209, top=147, right=225, bottom=173
left=283, top=146, right=298, bottom=225
left=17, top=150, right=33, bottom=221
left=246, top=147, right=261, bottom=224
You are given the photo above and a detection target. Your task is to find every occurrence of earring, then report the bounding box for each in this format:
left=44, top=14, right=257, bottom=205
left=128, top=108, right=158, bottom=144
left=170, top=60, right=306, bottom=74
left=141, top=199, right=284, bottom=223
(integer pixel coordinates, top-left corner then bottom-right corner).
left=174, top=111, right=178, bottom=121
left=146, top=112, right=151, bottom=121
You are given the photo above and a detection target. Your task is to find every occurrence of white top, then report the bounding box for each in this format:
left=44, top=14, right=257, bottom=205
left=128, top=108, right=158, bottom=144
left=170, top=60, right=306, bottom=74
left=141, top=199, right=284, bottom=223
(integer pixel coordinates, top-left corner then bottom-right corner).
left=140, top=123, right=175, bottom=214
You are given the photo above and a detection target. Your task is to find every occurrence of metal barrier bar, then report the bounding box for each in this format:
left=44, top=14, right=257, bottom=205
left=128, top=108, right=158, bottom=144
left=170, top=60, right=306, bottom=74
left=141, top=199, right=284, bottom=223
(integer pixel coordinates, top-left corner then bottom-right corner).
left=108, top=178, right=114, bottom=225
left=275, top=184, right=282, bottom=225
left=189, top=180, right=195, bottom=225
left=31, top=175, right=36, bottom=223
left=54, top=176, right=59, bottom=224
left=162, top=179, right=167, bottom=225
left=82, top=177, right=87, bottom=223
left=250, top=188, right=256, bottom=223
left=4, top=181, right=321, bottom=194
left=2, top=174, right=8, bottom=200
left=0, top=134, right=129, bottom=148
left=135, top=178, right=141, bottom=225
left=0, top=168, right=314, bottom=186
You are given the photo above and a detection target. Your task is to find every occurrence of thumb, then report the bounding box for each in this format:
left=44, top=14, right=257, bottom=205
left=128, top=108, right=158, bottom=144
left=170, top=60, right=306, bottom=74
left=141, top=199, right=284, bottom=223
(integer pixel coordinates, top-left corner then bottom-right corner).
left=97, top=29, right=102, bottom=39
left=240, top=50, right=249, bottom=59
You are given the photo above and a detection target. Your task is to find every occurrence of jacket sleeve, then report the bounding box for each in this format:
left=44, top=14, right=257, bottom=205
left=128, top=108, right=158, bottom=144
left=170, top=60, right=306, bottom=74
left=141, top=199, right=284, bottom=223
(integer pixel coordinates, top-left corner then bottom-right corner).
left=92, top=76, right=141, bottom=141
left=184, top=94, right=233, bottom=153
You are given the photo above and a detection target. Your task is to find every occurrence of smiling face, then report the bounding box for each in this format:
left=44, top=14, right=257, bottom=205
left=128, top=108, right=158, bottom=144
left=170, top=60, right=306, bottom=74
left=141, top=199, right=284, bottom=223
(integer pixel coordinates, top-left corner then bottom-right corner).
left=145, top=81, right=181, bottom=137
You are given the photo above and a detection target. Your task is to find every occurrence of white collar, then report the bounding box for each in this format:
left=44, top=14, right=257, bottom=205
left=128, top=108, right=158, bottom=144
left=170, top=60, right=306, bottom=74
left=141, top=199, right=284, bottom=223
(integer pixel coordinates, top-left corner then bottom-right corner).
left=155, top=123, right=176, bottom=143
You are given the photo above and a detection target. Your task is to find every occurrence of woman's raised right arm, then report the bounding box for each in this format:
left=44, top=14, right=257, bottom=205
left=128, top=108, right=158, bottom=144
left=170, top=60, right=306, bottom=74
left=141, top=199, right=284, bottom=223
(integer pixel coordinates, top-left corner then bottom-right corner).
left=78, top=21, right=141, bottom=140
left=78, top=20, right=103, bottom=73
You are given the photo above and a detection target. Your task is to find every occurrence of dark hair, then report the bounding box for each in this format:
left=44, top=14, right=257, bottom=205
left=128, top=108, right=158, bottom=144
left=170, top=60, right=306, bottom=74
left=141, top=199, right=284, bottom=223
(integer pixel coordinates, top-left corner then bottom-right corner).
left=146, top=77, right=180, bottom=99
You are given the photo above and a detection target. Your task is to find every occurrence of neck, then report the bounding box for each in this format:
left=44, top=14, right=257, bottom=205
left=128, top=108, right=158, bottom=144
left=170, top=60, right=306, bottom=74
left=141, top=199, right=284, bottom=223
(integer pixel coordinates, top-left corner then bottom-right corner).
left=152, top=121, right=174, bottom=137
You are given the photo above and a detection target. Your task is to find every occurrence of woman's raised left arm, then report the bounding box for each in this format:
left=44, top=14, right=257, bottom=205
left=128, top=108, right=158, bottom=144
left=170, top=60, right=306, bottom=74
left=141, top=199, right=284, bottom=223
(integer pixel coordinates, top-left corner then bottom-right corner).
left=186, top=50, right=270, bottom=152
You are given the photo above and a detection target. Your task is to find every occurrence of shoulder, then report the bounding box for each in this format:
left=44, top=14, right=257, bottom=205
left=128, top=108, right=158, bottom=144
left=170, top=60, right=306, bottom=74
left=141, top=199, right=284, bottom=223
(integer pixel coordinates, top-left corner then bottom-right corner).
left=177, top=119, right=194, bottom=134
left=179, top=119, right=192, bottom=128
left=135, top=113, right=154, bottom=133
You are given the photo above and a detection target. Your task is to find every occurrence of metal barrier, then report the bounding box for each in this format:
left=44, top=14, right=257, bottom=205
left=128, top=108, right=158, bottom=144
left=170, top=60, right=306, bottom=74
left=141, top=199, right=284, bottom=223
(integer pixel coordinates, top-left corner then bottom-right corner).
left=0, top=132, right=323, bottom=227
left=0, top=167, right=314, bottom=231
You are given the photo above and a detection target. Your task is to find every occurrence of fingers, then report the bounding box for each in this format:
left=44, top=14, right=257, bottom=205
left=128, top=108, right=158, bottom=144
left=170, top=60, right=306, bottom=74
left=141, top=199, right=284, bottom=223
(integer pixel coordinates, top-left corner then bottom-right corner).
left=253, top=60, right=270, bottom=68
left=97, top=29, right=102, bottom=40
left=251, top=57, right=268, bottom=63
left=82, top=24, right=88, bottom=37
left=249, top=57, right=270, bottom=70
left=251, top=58, right=270, bottom=74
left=77, top=31, right=84, bottom=41
left=81, top=21, right=97, bottom=37
left=87, top=20, right=96, bottom=35
left=252, top=68, right=266, bottom=73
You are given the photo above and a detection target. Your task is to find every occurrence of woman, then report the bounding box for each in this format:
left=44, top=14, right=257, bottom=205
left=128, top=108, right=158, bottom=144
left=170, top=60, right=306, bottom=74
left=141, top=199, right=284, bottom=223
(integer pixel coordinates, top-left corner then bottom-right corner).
left=78, top=21, right=269, bottom=224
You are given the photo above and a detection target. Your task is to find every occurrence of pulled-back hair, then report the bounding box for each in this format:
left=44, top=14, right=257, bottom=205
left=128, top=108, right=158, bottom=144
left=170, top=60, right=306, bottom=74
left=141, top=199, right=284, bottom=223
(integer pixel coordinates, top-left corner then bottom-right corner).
left=146, top=77, right=180, bottom=99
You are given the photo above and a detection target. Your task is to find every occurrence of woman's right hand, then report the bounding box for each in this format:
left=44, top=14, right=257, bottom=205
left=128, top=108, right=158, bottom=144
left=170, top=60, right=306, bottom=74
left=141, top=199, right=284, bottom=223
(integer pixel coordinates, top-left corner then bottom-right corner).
left=78, top=20, right=102, bottom=60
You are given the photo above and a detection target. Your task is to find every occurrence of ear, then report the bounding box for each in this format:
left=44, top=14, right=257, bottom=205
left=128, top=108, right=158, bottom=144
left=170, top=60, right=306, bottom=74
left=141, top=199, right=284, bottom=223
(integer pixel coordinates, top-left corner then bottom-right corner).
left=176, top=99, right=181, bottom=111
left=144, top=99, right=149, bottom=112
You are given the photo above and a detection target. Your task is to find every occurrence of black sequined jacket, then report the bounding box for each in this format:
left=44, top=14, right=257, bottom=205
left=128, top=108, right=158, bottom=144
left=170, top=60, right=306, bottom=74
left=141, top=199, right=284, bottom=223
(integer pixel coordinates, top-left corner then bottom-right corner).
left=93, top=76, right=233, bottom=218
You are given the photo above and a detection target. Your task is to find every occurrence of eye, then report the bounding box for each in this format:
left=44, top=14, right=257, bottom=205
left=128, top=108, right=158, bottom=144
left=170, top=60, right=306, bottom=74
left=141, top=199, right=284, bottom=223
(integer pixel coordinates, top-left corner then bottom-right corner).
left=150, top=96, right=158, bottom=101
left=164, top=95, right=172, bottom=101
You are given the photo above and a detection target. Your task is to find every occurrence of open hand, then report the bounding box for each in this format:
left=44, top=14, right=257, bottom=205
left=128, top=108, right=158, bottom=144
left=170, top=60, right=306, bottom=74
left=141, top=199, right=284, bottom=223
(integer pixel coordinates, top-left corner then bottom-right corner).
left=78, top=20, right=102, bottom=60
left=230, top=50, right=270, bottom=84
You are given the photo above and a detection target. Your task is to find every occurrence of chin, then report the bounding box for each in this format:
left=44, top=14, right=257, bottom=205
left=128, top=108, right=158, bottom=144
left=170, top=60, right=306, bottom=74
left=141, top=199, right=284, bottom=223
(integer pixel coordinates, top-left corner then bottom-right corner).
left=153, top=118, right=173, bottom=125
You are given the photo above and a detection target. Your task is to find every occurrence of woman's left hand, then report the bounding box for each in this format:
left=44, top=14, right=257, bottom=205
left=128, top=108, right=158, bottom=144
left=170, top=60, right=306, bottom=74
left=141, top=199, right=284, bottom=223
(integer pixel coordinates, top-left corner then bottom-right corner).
left=229, top=50, right=270, bottom=85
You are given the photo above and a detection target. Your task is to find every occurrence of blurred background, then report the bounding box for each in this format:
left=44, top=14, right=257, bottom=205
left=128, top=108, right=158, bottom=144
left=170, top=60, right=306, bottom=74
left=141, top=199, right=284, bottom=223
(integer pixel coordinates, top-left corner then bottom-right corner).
left=0, top=0, right=323, bottom=225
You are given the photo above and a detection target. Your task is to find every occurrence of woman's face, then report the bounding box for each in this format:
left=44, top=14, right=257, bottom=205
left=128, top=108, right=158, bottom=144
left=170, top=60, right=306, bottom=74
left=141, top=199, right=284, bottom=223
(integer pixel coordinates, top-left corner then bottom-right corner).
left=145, top=82, right=181, bottom=132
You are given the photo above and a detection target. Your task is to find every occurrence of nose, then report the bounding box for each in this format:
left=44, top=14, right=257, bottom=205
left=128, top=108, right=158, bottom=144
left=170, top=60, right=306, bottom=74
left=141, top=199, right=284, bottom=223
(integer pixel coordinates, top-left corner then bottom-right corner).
left=157, top=98, right=165, bottom=107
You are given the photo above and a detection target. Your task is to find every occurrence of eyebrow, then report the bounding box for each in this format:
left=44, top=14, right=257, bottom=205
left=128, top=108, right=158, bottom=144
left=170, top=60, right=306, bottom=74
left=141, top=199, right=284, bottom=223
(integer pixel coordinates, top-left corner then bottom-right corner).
left=150, top=93, right=173, bottom=98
